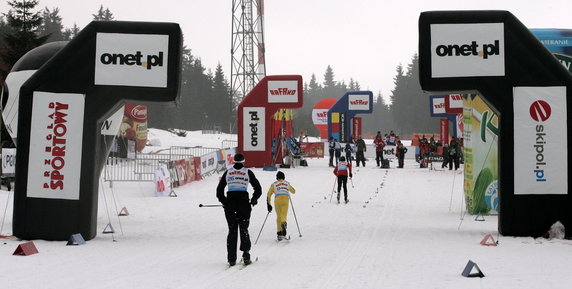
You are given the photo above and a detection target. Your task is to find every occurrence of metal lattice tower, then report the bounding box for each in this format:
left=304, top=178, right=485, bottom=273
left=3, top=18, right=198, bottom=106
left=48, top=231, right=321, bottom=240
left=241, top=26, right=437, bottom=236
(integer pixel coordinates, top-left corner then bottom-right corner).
left=230, top=0, right=266, bottom=106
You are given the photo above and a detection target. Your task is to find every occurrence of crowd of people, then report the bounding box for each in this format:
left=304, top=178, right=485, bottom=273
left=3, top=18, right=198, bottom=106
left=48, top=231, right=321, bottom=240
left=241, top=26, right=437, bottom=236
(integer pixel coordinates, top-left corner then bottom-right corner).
left=328, top=130, right=407, bottom=168
left=418, top=134, right=463, bottom=170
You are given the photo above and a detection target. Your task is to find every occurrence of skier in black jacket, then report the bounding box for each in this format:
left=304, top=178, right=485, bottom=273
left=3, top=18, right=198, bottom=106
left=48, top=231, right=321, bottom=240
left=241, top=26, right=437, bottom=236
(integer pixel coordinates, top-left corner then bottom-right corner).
left=216, top=153, right=262, bottom=266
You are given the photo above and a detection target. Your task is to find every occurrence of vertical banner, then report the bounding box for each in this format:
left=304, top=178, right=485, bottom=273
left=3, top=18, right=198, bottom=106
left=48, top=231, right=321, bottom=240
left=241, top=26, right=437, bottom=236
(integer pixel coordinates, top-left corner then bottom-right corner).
left=463, top=94, right=499, bottom=214
left=27, top=92, right=85, bottom=200
left=514, top=86, right=567, bottom=195
left=339, top=113, right=346, bottom=142
left=330, top=112, right=340, bottom=141
left=352, top=117, right=362, bottom=141
left=121, top=104, right=148, bottom=152
left=242, top=107, right=265, bottom=152
left=440, top=118, right=449, bottom=145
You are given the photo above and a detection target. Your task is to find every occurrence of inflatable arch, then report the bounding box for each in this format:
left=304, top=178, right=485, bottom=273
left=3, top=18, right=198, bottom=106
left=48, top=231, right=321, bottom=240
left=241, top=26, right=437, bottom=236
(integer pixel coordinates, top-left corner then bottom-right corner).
left=327, top=91, right=373, bottom=143
left=419, top=11, right=572, bottom=237
left=5, top=21, right=182, bottom=241
left=237, top=75, right=303, bottom=168
left=429, top=94, right=460, bottom=142
left=312, top=98, right=337, bottom=142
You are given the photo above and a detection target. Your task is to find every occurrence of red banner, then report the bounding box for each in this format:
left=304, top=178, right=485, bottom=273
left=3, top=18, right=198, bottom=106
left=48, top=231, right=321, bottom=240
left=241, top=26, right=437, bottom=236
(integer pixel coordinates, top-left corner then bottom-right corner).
left=352, top=117, right=362, bottom=141
left=300, top=142, right=324, bottom=158
left=440, top=118, right=449, bottom=145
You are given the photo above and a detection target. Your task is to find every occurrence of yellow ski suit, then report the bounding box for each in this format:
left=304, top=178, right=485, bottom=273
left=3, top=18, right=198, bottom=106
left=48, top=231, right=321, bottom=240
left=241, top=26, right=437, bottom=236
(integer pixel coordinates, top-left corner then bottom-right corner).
left=267, top=179, right=296, bottom=234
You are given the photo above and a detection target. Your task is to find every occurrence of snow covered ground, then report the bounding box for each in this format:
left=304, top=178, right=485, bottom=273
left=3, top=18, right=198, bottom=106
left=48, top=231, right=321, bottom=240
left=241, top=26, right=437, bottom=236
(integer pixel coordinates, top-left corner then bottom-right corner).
left=1, top=130, right=572, bottom=289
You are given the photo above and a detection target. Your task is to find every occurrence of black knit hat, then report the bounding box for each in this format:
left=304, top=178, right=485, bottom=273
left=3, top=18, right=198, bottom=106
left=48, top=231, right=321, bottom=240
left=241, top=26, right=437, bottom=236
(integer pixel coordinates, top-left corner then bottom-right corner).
left=276, top=171, right=285, bottom=180
left=233, top=153, right=245, bottom=163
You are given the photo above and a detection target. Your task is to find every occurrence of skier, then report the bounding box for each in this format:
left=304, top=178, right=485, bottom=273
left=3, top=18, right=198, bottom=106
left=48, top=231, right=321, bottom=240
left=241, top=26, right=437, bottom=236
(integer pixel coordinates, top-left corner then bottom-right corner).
left=216, top=153, right=262, bottom=266
left=266, top=171, right=296, bottom=241
left=344, top=141, right=354, bottom=166
left=334, top=138, right=342, bottom=165
left=356, top=135, right=367, bottom=167
left=396, top=141, right=408, bottom=168
left=374, top=132, right=386, bottom=167
left=333, top=156, right=353, bottom=204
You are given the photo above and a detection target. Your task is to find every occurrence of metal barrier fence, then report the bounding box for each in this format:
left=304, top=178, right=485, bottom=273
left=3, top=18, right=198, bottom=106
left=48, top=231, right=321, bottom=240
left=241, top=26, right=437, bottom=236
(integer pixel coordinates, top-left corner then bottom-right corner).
left=103, top=145, right=219, bottom=183
left=221, top=139, right=237, bottom=149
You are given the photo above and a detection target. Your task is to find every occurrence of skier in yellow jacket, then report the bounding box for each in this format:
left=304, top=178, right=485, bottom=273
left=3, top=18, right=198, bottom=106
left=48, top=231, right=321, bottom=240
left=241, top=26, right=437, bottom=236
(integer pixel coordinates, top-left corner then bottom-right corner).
left=266, top=171, right=296, bottom=241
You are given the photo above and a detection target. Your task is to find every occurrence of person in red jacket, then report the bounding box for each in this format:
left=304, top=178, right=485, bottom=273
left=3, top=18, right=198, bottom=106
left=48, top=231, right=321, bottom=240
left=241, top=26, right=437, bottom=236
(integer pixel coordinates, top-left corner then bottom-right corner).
left=333, top=156, right=353, bottom=204
left=373, top=131, right=386, bottom=167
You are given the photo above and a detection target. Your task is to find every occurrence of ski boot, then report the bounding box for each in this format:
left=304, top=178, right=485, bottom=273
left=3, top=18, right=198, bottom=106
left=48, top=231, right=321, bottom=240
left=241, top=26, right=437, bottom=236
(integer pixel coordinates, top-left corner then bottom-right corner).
left=243, top=251, right=252, bottom=265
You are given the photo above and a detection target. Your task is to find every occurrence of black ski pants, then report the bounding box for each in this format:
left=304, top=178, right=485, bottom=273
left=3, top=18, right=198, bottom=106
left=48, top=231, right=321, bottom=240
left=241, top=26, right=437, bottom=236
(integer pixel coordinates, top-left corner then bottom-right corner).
left=223, top=192, right=252, bottom=263
left=329, top=149, right=335, bottom=166
left=375, top=151, right=384, bottom=166
left=337, top=175, right=348, bottom=200
left=356, top=151, right=365, bottom=166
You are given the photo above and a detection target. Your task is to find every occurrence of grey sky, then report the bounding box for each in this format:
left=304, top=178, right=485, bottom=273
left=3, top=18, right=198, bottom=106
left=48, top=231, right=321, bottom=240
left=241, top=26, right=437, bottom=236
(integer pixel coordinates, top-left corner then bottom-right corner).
left=1, top=0, right=570, bottom=99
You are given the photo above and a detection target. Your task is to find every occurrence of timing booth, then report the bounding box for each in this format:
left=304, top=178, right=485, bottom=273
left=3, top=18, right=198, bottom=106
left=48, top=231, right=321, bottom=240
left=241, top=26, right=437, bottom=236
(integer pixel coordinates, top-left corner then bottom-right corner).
left=419, top=11, right=572, bottom=238
left=237, top=75, right=303, bottom=168
left=327, top=91, right=373, bottom=142
left=2, top=21, right=182, bottom=241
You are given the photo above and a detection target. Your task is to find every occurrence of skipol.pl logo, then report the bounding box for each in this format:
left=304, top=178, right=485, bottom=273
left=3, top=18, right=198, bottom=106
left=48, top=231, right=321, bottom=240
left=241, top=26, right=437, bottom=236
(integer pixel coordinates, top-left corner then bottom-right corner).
left=529, top=100, right=551, bottom=122
left=530, top=100, right=551, bottom=182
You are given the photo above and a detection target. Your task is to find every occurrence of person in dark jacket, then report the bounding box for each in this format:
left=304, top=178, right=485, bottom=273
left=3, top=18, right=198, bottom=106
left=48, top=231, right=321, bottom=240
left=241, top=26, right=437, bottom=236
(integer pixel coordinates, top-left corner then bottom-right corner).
left=396, top=141, right=408, bottom=168
left=328, top=137, right=335, bottom=167
left=216, top=153, right=262, bottom=266
left=441, top=144, right=449, bottom=169
left=356, top=136, right=367, bottom=167
left=448, top=138, right=460, bottom=170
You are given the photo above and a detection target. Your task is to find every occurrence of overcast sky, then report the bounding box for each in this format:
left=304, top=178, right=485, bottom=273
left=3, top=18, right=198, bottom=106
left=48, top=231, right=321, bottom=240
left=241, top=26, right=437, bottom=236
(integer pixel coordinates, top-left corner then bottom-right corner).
left=1, top=0, right=570, bottom=98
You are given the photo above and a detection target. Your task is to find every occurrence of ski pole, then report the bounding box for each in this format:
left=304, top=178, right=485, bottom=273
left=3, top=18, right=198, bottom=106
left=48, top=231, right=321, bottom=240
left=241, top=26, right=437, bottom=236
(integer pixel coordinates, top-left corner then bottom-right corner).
left=254, top=211, right=271, bottom=245
left=289, top=195, right=302, bottom=237
left=329, top=177, right=337, bottom=203
left=350, top=177, right=354, bottom=188
left=198, top=204, right=223, bottom=208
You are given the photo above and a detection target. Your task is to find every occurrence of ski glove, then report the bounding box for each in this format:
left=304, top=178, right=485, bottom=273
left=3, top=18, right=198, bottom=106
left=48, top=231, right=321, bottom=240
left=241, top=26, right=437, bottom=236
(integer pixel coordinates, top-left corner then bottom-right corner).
left=250, top=198, right=258, bottom=206
left=267, top=203, right=272, bottom=212
left=350, top=173, right=353, bottom=178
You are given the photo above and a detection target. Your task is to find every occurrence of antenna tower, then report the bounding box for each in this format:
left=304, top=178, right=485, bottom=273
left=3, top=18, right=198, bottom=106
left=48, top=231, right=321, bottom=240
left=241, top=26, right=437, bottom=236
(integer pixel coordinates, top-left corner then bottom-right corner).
left=230, top=0, right=266, bottom=128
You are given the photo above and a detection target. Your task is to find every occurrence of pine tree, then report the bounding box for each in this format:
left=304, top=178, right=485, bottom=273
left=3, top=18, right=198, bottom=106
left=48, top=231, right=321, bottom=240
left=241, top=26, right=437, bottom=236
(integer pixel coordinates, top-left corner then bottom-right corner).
left=92, top=5, right=114, bottom=21
left=38, top=7, right=64, bottom=42
left=1, top=0, right=49, bottom=67
left=0, top=16, right=16, bottom=46
left=62, top=23, right=80, bottom=40
left=323, top=65, right=335, bottom=88
left=212, top=63, right=232, bottom=132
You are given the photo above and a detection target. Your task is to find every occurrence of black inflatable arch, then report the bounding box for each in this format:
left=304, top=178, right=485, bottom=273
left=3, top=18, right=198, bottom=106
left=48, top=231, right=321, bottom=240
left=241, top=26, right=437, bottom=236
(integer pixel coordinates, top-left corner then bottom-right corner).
left=13, top=21, right=182, bottom=240
left=419, top=11, right=572, bottom=238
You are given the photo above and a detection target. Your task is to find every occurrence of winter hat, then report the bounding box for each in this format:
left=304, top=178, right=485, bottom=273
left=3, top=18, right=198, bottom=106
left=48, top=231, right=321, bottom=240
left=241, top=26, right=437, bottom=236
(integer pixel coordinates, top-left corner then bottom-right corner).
left=340, top=156, right=346, bottom=161
left=276, top=171, right=285, bottom=180
left=233, top=153, right=245, bottom=163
